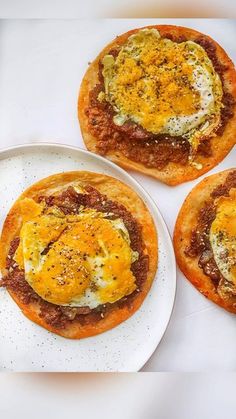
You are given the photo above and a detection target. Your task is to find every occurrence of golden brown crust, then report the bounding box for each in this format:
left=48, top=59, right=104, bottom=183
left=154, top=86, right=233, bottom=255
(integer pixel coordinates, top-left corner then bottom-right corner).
left=0, top=171, right=158, bottom=338
left=174, top=168, right=236, bottom=313
left=78, top=25, right=236, bottom=186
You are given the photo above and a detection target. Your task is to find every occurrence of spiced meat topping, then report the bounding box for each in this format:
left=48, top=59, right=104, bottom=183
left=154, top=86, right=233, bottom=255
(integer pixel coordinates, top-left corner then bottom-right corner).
left=185, top=170, right=236, bottom=287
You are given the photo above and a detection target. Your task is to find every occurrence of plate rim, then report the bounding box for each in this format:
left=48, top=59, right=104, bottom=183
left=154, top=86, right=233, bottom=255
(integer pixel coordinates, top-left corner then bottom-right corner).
left=0, top=141, right=176, bottom=372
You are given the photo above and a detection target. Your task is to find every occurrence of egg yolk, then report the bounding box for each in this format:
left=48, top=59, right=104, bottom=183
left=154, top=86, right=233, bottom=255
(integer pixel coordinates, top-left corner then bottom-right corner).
left=210, top=189, right=236, bottom=284
left=101, top=28, right=223, bottom=143
left=31, top=245, right=91, bottom=305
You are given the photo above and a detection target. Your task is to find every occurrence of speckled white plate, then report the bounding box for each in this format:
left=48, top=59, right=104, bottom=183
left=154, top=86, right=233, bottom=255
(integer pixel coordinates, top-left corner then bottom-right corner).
left=0, top=143, right=176, bottom=372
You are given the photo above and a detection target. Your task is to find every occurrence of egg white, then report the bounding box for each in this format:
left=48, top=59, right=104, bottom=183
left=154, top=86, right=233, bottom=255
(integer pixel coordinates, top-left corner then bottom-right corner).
left=210, top=192, right=236, bottom=286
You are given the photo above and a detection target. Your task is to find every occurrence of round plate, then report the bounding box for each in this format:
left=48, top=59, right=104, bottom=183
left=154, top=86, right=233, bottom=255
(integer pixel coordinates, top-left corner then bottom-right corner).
left=0, top=143, right=176, bottom=372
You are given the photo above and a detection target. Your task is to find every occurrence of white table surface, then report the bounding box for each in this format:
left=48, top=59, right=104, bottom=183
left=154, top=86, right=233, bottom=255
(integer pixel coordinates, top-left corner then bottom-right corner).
left=0, top=18, right=235, bottom=372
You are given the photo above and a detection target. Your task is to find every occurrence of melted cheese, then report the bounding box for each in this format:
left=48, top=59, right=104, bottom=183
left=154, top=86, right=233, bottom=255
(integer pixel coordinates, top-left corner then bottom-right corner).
left=101, top=28, right=223, bottom=150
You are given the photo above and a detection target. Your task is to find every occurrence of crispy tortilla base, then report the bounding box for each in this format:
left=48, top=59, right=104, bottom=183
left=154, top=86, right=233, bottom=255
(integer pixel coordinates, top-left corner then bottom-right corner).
left=174, top=168, right=236, bottom=313
left=78, top=25, right=236, bottom=186
left=0, top=171, right=158, bottom=338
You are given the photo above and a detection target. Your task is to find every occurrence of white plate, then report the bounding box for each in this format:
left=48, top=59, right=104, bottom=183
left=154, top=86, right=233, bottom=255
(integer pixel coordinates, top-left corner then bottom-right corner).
left=0, top=143, right=176, bottom=372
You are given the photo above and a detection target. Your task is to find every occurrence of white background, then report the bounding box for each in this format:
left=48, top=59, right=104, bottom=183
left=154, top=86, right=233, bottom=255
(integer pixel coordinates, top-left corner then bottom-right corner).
left=1, top=373, right=236, bottom=419
left=0, top=0, right=235, bottom=18
left=0, top=19, right=235, bottom=372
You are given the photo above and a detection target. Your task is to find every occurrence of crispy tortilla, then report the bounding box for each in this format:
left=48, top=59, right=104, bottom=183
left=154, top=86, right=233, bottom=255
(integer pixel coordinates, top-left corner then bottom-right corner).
left=0, top=171, right=158, bottom=338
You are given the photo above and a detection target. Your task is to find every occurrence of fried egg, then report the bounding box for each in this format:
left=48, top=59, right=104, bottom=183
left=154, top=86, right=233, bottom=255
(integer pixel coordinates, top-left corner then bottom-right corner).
left=210, top=189, right=236, bottom=286
left=13, top=196, right=139, bottom=308
left=99, top=28, right=223, bottom=151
